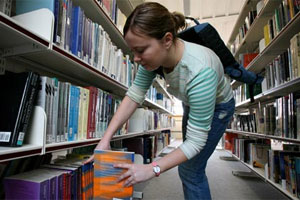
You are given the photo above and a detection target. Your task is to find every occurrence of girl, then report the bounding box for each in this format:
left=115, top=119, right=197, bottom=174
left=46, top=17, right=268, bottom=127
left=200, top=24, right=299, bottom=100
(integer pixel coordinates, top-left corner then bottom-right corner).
left=92, top=2, right=235, bottom=199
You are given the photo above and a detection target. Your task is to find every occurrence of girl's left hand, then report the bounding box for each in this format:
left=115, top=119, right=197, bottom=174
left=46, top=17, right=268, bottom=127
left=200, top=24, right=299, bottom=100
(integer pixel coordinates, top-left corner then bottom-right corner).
left=114, top=163, right=155, bottom=187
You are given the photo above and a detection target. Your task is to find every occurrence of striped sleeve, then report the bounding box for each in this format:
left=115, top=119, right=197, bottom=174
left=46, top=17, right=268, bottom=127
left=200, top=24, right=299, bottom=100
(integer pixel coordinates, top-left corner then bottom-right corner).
left=126, top=66, right=156, bottom=105
left=179, top=67, right=218, bottom=159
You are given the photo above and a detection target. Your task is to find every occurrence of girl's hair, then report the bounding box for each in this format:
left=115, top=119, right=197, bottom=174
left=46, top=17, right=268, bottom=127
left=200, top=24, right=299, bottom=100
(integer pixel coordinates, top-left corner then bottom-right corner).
left=123, top=2, right=186, bottom=41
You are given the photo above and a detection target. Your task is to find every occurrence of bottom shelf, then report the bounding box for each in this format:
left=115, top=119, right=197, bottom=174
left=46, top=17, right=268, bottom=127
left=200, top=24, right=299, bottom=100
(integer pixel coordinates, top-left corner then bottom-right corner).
left=226, top=150, right=298, bottom=200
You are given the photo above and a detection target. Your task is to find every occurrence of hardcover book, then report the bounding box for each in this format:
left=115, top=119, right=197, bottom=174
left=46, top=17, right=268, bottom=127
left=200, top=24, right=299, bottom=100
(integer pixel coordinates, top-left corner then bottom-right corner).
left=0, top=71, right=39, bottom=146
left=4, top=168, right=64, bottom=200
left=93, top=150, right=134, bottom=200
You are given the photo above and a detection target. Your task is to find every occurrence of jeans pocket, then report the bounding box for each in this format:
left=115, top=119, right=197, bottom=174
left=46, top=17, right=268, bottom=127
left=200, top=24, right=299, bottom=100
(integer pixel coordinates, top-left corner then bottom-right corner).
left=218, top=111, right=228, bottom=119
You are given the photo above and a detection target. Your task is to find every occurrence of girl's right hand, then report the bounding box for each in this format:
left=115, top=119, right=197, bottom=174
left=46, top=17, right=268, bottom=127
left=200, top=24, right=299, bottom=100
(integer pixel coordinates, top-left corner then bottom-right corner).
left=83, top=139, right=111, bottom=164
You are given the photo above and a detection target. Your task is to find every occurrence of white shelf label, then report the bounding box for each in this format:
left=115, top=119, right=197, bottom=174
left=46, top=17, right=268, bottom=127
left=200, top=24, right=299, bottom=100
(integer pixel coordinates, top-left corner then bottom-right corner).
left=0, top=132, right=11, bottom=142
left=271, top=139, right=283, bottom=151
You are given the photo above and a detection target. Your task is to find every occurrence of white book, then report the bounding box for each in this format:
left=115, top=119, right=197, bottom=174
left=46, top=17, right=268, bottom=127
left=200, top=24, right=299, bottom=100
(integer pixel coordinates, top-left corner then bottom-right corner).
left=97, top=25, right=104, bottom=71
left=95, top=89, right=101, bottom=138
left=91, top=22, right=96, bottom=68
left=52, top=78, right=60, bottom=143
left=0, top=0, right=12, bottom=16
left=82, top=88, right=89, bottom=139
left=78, top=87, right=84, bottom=140
left=128, top=108, right=147, bottom=132
left=45, top=77, right=52, bottom=144
left=115, top=49, right=122, bottom=82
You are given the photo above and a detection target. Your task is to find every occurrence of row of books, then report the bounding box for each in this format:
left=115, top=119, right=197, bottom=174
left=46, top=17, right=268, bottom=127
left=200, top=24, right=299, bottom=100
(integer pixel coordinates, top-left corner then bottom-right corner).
left=262, top=31, right=300, bottom=91
left=8, top=0, right=136, bottom=88
left=230, top=2, right=258, bottom=54
left=233, top=31, right=300, bottom=105
left=262, top=0, right=300, bottom=49
left=36, top=76, right=125, bottom=144
left=0, top=71, right=173, bottom=147
left=230, top=0, right=300, bottom=55
left=1, top=0, right=127, bottom=34
left=0, top=0, right=12, bottom=16
left=147, top=84, right=173, bottom=112
left=96, top=0, right=127, bottom=32
left=39, top=75, right=173, bottom=144
left=230, top=92, right=300, bottom=139
left=228, top=137, right=300, bottom=198
left=234, top=31, right=300, bottom=103
left=233, top=82, right=262, bottom=104
left=2, top=130, right=171, bottom=199
left=128, top=108, right=173, bottom=133
left=3, top=154, right=94, bottom=200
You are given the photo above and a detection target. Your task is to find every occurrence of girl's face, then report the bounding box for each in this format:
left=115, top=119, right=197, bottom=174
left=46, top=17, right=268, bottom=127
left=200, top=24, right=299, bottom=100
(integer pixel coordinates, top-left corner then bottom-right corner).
left=125, top=29, right=170, bottom=71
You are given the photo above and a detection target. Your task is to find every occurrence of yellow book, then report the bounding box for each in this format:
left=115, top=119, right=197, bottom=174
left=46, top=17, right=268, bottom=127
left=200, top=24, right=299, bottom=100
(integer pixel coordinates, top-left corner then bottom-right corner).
left=83, top=88, right=90, bottom=140
left=263, top=24, right=270, bottom=46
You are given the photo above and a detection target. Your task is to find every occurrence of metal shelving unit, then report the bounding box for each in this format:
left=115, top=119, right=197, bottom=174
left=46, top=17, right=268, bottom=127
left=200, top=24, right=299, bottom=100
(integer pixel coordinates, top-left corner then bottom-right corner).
left=226, top=150, right=298, bottom=200
left=226, top=1, right=300, bottom=199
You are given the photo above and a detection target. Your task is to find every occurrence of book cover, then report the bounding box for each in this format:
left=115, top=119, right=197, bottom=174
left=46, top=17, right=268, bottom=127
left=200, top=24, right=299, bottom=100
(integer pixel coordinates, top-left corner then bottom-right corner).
left=94, top=150, right=134, bottom=200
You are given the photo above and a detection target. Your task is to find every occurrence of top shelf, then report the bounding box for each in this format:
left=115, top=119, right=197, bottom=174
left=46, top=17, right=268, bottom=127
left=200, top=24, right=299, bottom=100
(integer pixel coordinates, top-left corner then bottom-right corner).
left=0, top=12, right=128, bottom=97
left=0, top=12, right=172, bottom=113
left=232, top=0, right=281, bottom=58
left=73, top=0, right=130, bottom=55
left=231, top=12, right=300, bottom=90
left=227, top=0, right=260, bottom=45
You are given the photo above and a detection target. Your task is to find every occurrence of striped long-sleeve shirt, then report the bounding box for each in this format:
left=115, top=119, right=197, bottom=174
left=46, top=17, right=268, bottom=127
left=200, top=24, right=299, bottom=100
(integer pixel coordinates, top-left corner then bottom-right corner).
left=126, top=40, right=233, bottom=159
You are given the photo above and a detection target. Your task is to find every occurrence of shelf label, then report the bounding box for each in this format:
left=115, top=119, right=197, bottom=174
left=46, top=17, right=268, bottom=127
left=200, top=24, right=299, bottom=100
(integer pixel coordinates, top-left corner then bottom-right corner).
left=0, top=132, right=11, bottom=142
left=271, top=139, right=283, bottom=151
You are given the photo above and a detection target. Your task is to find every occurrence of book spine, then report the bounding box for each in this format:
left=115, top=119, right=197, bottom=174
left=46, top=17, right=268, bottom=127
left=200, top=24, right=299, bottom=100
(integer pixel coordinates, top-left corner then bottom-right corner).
left=14, top=73, right=40, bottom=146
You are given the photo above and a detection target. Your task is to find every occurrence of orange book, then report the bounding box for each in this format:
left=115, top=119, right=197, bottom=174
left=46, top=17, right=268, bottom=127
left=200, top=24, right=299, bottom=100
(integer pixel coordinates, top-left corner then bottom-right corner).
left=93, top=150, right=134, bottom=199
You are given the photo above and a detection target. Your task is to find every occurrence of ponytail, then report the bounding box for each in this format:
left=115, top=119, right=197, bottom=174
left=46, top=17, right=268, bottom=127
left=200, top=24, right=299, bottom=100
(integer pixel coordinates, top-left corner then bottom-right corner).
left=124, top=2, right=186, bottom=42
left=171, top=12, right=186, bottom=33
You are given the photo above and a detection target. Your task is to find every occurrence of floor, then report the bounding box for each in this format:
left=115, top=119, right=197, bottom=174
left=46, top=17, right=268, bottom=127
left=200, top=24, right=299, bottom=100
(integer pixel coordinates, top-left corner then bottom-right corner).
left=134, top=139, right=290, bottom=200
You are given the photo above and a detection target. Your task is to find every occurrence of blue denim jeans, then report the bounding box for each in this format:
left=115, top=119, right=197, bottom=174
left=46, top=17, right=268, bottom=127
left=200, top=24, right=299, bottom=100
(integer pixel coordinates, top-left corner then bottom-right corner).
left=179, top=97, right=235, bottom=200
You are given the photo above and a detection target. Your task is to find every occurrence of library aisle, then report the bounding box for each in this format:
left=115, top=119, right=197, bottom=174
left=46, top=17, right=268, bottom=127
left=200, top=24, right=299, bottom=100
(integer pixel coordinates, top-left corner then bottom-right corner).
left=135, top=139, right=289, bottom=200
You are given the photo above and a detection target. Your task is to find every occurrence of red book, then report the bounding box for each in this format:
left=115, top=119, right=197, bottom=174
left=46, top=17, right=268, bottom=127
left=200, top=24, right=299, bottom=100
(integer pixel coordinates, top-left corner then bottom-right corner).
left=86, top=86, right=95, bottom=139
left=243, top=53, right=259, bottom=67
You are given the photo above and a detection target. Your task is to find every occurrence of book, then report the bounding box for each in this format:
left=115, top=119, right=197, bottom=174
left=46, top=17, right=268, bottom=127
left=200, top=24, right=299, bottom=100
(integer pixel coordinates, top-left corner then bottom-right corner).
left=0, top=0, right=12, bottom=16
left=93, top=149, right=134, bottom=200
left=4, top=168, right=64, bottom=200
left=0, top=71, right=39, bottom=147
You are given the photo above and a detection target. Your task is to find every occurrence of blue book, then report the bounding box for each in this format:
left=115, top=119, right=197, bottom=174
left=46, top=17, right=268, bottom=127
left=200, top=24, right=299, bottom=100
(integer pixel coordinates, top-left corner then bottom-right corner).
left=53, top=0, right=60, bottom=43
left=68, top=85, right=75, bottom=141
left=71, top=6, right=81, bottom=57
left=73, top=86, right=80, bottom=141
left=78, top=9, right=84, bottom=59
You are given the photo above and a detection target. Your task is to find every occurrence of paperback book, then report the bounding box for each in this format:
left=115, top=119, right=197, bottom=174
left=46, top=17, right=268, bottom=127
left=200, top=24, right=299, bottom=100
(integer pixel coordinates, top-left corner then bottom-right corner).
left=93, top=149, right=134, bottom=200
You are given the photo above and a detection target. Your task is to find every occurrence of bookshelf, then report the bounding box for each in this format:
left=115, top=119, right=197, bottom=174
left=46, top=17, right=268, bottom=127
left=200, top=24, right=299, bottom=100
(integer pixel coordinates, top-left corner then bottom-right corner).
left=227, top=150, right=298, bottom=200
left=230, top=2, right=300, bottom=90
left=0, top=1, right=174, bottom=162
left=235, top=77, right=300, bottom=109
left=226, top=0, right=300, bottom=199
